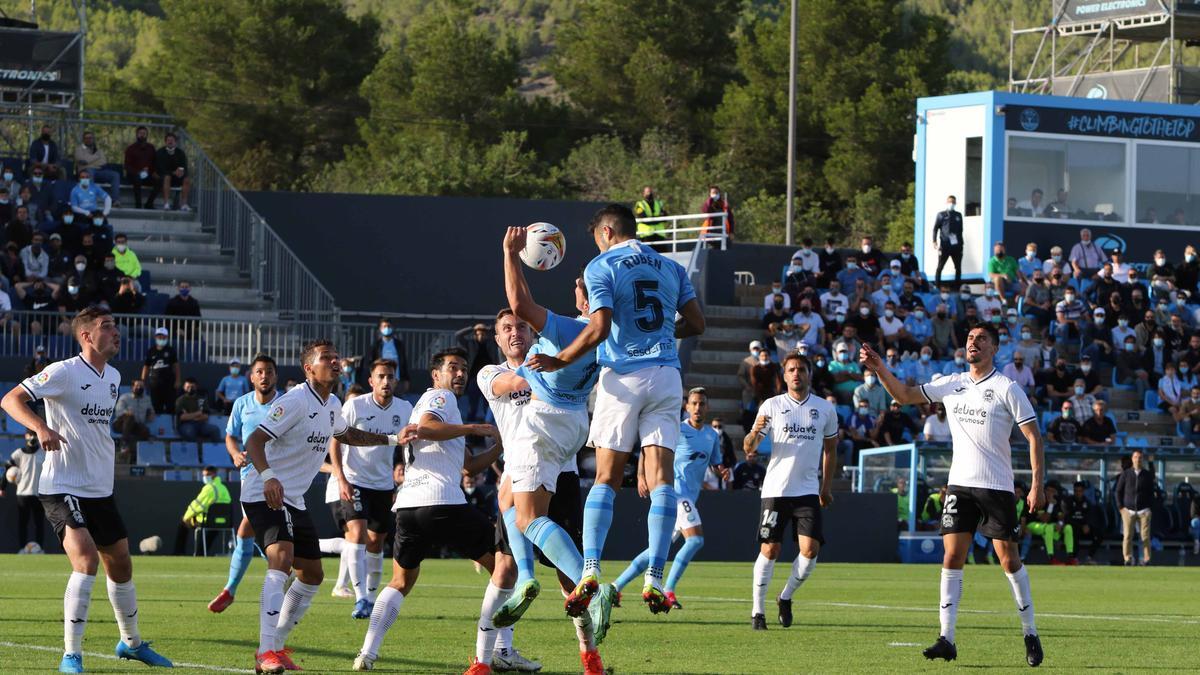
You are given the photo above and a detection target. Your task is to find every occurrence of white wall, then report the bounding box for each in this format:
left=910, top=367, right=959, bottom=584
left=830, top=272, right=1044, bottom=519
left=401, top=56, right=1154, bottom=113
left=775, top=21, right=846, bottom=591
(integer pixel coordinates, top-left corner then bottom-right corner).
left=921, top=105, right=987, bottom=280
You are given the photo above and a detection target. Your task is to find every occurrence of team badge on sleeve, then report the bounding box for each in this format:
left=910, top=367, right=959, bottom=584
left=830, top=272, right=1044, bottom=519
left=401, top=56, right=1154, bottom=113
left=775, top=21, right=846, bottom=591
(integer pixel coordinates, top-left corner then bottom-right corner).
left=35, top=371, right=50, bottom=384
left=430, top=395, right=446, bottom=410
left=269, top=405, right=285, bottom=422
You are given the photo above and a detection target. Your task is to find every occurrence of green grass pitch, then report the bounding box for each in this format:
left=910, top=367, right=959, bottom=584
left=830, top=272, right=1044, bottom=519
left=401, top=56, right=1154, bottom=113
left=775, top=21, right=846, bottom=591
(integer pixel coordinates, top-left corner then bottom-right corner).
left=0, top=555, right=1195, bottom=673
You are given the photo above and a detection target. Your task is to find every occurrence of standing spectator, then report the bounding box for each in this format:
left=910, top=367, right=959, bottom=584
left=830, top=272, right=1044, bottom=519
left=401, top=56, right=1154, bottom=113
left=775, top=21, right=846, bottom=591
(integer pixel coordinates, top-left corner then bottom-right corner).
left=175, top=377, right=221, bottom=442
left=852, top=369, right=888, bottom=416
left=141, top=326, right=181, bottom=414
left=844, top=401, right=879, bottom=465
left=68, top=169, right=112, bottom=218
left=819, top=279, right=848, bottom=322
left=633, top=185, right=667, bottom=248
left=214, top=359, right=250, bottom=414
left=769, top=319, right=800, bottom=362
left=455, top=321, right=500, bottom=421
left=73, top=131, right=121, bottom=204
left=932, top=195, right=963, bottom=286
left=1115, top=450, right=1156, bottom=566
left=1068, top=228, right=1105, bottom=277
left=737, top=341, right=762, bottom=431
left=1176, top=245, right=1199, bottom=299
left=165, top=280, right=201, bottom=316
left=791, top=238, right=821, bottom=278
left=25, top=124, right=60, bottom=178
left=762, top=281, right=791, bottom=313
left=155, top=132, right=192, bottom=211
left=124, top=125, right=158, bottom=209
left=23, top=344, right=49, bottom=378
left=921, top=403, right=951, bottom=442
left=112, top=233, right=142, bottom=287
left=113, top=379, right=155, bottom=460
left=360, top=317, right=410, bottom=394
left=829, top=342, right=864, bottom=403
left=700, top=185, right=734, bottom=242
left=749, top=349, right=782, bottom=404
left=1, top=430, right=46, bottom=550
left=816, top=237, right=843, bottom=286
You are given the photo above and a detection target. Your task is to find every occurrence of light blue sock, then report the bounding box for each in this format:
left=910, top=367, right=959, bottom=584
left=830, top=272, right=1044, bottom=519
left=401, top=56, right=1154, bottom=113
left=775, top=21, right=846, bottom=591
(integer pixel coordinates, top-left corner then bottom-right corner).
left=582, top=483, right=615, bottom=576
left=646, top=485, right=677, bottom=582
left=665, top=536, right=704, bottom=592
left=502, top=507, right=537, bottom=584
left=225, top=536, right=255, bottom=593
left=524, top=516, right=583, bottom=584
left=613, top=549, right=650, bottom=593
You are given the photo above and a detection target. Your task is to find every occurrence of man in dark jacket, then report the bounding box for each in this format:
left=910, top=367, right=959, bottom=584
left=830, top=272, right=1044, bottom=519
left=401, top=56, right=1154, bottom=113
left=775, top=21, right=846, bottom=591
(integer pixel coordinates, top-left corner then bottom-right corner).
left=154, top=132, right=192, bottom=211
left=26, top=124, right=61, bottom=178
left=124, top=125, right=158, bottom=209
left=933, top=195, right=964, bottom=286
left=1064, top=481, right=1102, bottom=562
left=359, top=318, right=410, bottom=395
left=1115, top=449, right=1155, bottom=566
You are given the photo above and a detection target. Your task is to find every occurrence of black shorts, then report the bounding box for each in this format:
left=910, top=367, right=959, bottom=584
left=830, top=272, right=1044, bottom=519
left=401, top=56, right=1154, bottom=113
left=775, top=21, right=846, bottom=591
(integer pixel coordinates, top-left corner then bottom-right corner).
left=758, top=495, right=824, bottom=545
left=495, top=471, right=583, bottom=566
left=327, top=500, right=346, bottom=534
left=242, top=501, right=321, bottom=559
left=335, top=485, right=394, bottom=534
left=939, top=485, right=1019, bottom=542
left=394, top=504, right=492, bottom=570
left=40, top=494, right=127, bottom=547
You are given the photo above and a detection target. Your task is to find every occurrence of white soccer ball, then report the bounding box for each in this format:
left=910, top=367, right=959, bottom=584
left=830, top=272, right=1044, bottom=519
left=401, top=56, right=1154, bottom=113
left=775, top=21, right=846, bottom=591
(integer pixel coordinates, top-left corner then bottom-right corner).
left=22, top=541, right=42, bottom=554
left=4, top=465, right=17, bottom=484
left=139, top=535, right=162, bottom=554
left=519, top=222, right=566, bottom=271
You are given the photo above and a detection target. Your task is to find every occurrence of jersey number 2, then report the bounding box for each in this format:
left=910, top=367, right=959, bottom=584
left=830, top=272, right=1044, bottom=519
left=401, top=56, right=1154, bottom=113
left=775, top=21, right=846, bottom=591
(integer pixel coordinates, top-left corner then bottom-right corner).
left=634, top=280, right=665, bottom=332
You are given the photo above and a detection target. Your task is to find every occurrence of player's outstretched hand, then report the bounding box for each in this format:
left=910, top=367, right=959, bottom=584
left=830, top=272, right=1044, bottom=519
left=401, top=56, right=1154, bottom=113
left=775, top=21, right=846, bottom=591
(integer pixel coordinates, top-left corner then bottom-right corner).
left=858, top=343, right=884, bottom=373
left=1027, top=484, right=1046, bottom=512
left=820, top=488, right=834, bottom=508
left=525, top=353, right=566, bottom=373
left=264, top=477, right=285, bottom=510
left=503, top=226, right=528, bottom=255
left=38, top=427, right=68, bottom=452
left=399, top=423, right=420, bottom=445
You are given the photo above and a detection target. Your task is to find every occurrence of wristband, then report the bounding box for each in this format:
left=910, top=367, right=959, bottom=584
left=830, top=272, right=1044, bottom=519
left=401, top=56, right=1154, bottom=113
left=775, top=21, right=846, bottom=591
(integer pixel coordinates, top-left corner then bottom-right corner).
left=387, top=434, right=400, bottom=447
left=259, top=468, right=276, bottom=482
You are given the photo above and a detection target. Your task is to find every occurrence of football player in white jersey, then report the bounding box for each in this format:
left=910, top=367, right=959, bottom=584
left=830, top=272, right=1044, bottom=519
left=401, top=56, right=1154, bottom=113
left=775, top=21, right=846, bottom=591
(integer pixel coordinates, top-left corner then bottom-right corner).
left=742, top=353, right=838, bottom=632
left=1, top=307, right=173, bottom=672
left=353, top=347, right=505, bottom=674
left=330, top=359, right=413, bottom=619
left=860, top=322, right=1045, bottom=667
left=241, top=340, right=414, bottom=675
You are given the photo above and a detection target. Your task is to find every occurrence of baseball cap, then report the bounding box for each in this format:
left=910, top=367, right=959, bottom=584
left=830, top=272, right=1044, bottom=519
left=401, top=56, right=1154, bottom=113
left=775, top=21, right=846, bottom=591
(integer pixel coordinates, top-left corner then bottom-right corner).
left=49, top=233, right=62, bottom=241
left=230, top=358, right=241, bottom=365
left=1094, top=307, right=1106, bottom=316
left=154, top=327, right=168, bottom=337
left=35, top=344, right=45, bottom=353
left=749, top=340, right=763, bottom=350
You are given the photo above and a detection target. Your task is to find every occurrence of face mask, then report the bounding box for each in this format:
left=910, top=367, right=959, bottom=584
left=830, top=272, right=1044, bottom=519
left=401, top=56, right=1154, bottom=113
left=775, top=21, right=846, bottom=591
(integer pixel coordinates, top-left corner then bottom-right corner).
left=1052, top=255, right=1062, bottom=263
left=1094, top=318, right=1105, bottom=327
left=1125, top=343, right=1136, bottom=352
left=1062, top=409, right=1071, bottom=418
left=138, top=169, right=149, bottom=180
left=132, top=388, right=143, bottom=396
left=67, top=285, right=79, bottom=295
left=986, top=288, right=996, bottom=297
left=920, top=353, right=931, bottom=363
left=915, top=311, right=925, bottom=320
left=1156, top=257, right=1166, bottom=266
left=104, top=261, right=115, bottom=270
left=846, top=262, right=858, bottom=270
left=63, top=214, right=74, bottom=225
left=937, top=311, right=946, bottom=319
left=960, top=292, right=971, bottom=300
left=2, top=173, right=11, bottom=182
left=1007, top=316, right=1018, bottom=325
left=773, top=299, right=784, bottom=309
left=1000, top=334, right=1009, bottom=343
left=40, top=133, right=50, bottom=141
left=93, top=218, right=104, bottom=227
left=1026, top=250, right=1036, bottom=259
left=1081, top=364, right=1092, bottom=374
left=202, top=475, right=214, bottom=485
left=79, top=179, right=90, bottom=188
left=1183, top=366, right=1191, bottom=374
left=179, top=288, right=190, bottom=297
left=825, top=246, right=835, bottom=254
left=1189, top=254, right=1198, bottom=263
left=815, top=359, right=826, bottom=368
left=116, top=244, right=128, bottom=254
left=74, top=262, right=86, bottom=272
left=884, top=309, right=894, bottom=319
left=758, top=357, right=769, bottom=366
left=1064, top=294, right=1075, bottom=302
left=901, top=253, right=910, bottom=260
left=0, top=199, right=7, bottom=205
left=859, top=307, right=870, bottom=317
left=380, top=326, right=393, bottom=337
left=1021, top=330, right=1032, bottom=340
left=32, top=176, right=42, bottom=185
left=990, top=315, right=1002, bottom=324
left=155, top=338, right=168, bottom=347
left=1074, top=386, right=1085, bottom=395
left=835, top=314, right=845, bottom=323
left=1100, top=269, right=1112, bottom=279
left=1154, top=338, right=1165, bottom=347
left=955, top=356, right=965, bottom=365
left=839, top=352, right=850, bottom=362
left=861, top=245, right=871, bottom=254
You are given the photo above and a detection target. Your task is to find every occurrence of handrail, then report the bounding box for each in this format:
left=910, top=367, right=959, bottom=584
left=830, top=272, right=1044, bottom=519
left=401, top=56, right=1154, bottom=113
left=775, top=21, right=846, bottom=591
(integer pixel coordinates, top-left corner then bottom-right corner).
left=636, top=211, right=729, bottom=252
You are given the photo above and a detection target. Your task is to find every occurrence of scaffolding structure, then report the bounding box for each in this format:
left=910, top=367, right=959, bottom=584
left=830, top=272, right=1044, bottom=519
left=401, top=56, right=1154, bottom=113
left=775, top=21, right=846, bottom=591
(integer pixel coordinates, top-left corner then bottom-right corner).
left=0, top=1, right=85, bottom=110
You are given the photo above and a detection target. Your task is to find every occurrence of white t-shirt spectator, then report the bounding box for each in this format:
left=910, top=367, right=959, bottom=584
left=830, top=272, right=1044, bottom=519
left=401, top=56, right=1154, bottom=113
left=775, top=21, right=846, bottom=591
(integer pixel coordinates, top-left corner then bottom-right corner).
left=763, top=290, right=791, bottom=312
left=0, top=288, right=11, bottom=312
left=791, top=310, right=825, bottom=347
left=820, top=290, right=848, bottom=320
left=870, top=288, right=898, bottom=315
left=922, top=414, right=951, bottom=442
left=791, top=249, right=820, bottom=274
left=879, top=315, right=905, bottom=338
left=974, top=295, right=1002, bottom=317
left=19, top=245, right=49, bottom=279
left=393, top=388, right=468, bottom=509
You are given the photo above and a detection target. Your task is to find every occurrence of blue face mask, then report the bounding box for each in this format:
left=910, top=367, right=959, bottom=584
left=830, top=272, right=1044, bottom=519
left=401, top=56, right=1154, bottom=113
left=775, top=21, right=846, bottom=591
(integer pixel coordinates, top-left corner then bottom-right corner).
left=230, top=366, right=240, bottom=375
left=63, top=214, right=74, bottom=225
left=380, top=326, right=393, bottom=337
left=79, top=179, right=90, bottom=188
left=179, top=287, right=190, bottom=297
left=202, top=475, right=214, bottom=485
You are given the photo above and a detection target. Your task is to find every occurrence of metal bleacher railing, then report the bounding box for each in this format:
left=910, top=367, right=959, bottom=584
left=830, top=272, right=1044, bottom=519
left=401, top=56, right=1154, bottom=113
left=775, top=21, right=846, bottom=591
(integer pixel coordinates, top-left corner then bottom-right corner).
left=0, top=107, right=337, bottom=322
left=635, top=212, right=729, bottom=253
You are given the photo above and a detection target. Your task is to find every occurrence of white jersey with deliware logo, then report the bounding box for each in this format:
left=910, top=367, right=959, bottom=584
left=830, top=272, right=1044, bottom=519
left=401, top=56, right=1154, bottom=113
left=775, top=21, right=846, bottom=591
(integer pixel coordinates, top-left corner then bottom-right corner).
left=479, top=362, right=578, bottom=474
left=20, top=356, right=120, bottom=499
left=393, top=388, right=467, bottom=509
left=340, top=394, right=412, bottom=491
left=240, top=382, right=348, bottom=510
left=758, top=392, right=839, bottom=499
left=918, top=369, right=1037, bottom=493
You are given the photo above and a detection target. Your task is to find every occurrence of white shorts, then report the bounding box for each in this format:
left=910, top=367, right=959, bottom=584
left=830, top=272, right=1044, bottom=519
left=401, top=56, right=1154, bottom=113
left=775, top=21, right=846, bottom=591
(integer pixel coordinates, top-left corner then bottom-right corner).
left=674, top=496, right=702, bottom=531
left=507, top=399, right=589, bottom=494
left=589, top=365, right=682, bottom=452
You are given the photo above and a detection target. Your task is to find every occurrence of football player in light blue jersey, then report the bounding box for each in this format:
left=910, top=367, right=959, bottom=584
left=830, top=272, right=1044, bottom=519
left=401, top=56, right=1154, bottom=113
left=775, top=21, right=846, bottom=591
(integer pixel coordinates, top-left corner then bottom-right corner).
left=527, top=205, right=706, bottom=616
left=208, top=354, right=278, bottom=613
left=610, top=387, right=728, bottom=614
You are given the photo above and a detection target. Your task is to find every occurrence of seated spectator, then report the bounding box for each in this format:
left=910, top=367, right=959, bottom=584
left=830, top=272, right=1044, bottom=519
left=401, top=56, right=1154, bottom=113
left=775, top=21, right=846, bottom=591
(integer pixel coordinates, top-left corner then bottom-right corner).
left=1054, top=287, right=1087, bottom=342
left=1019, top=243, right=1042, bottom=281
left=0, top=187, right=11, bottom=223
left=761, top=293, right=789, bottom=329
left=6, top=204, right=34, bottom=250
left=852, top=370, right=889, bottom=416
left=1174, top=386, right=1200, bottom=445
left=21, top=165, right=51, bottom=214
left=940, top=348, right=967, bottom=375
left=155, top=132, right=192, bottom=211
left=831, top=324, right=862, bottom=361
left=903, top=346, right=937, bottom=386
left=792, top=300, right=825, bottom=354
left=763, top=280, right=790, bottom=313
left=165, top=280, right=201, bottom=316
left=791, top=237, right=820, bottom=277
left=882, top=259, right=904, bottom=292
left=845, top=400, right=879, bottom=461
left=1181, top=333, right=1200, bottom=371
left=837, top=255, right=869, bottom=290
left=1047, top=400, right=1082, bottom=444
left=1177, top=358, right=1198, bottom=392
left=1142, top=330, right=1170, bottom=385
left=17, top=233, right=52, bottom=290
left=175, top=378, right=221, bottom=442
left=1081, top=307, right=1113, bottom=364
left=112, top=233, right=142, bottom=287
left=1024, top=482, right=1075, bottom=564
left=69, top=169, right=112, bottom=218
left=124, top=125, right=158, bottom=209
left=1016, top=188, right=1045, bottom=216
left=1157, top=361, right=1185, bottom=416
left=1015, top=325, right=1041, bottom=368
left=26, top=124, right=61, bottom=178
left=16, top=185, right=43, bottom=226
left=829, top=344, right=863, bottom=403
left=1003, top=352, right=1035, bottom=399
left=53, top=277, right=92, bottom=323
left=896, top=241, right=919, bottom=276
left=1177, top=245, right=1200, bottom=298
left=930, top=303, right=956, bottom=358
left=875, top=400, right=916, bottom=445
left=1080, top=400, right=1116, bottom=445
left=109, top=276, right=145, bottom=314
left=731, top=454, right=766, bottom=491
left=1108, top=248, right=1130, bottom=280
left=1045, top=357, right=1074, bottom=407
left=16, top=276, right=54, bottom=312
left=819, top=279, right=848, bottom=322
left=921, top=403, right=951, bottom=442
left=871, top=274, right=899, bottom=314
left=113, top=379, right=155, bottom=460
left=974, top=285, right=1003, bottom=317
left=174, top=466, right=232, bottom=555
left=994, top=326, right=1016, bottom=368
left=750, top=349, right=781, bottom=404
left=1068, top=377, right=1097, bottom=414
left=809, top=352, right=834, bottom=398
left=74, top=131, right=121, bottom=205
left=96, top=253, right=122, bottom=303
left=986, top=241, right=1019, bottom=296
left=921, top=484, right=948, bottom=530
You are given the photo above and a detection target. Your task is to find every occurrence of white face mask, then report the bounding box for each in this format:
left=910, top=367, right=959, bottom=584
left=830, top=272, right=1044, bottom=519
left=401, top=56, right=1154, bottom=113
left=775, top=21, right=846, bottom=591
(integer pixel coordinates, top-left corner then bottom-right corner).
left=1081, top=364, right=1092, bottom=374
left=954, top=356, right=965, bottom=365
left=946, top=202, right=955, bottom=211
left=861, top=245, right=871, bottom=254
left=1026, top=250, right=1036, bottom=259
left=884, top=309, right=894, bottom=319
left=826, top=246, right=835, bottom=254
left=864, top=375, right=876, bottom=386
left=1155, top=257, right=1166, bottom=266
left=1021, top=331, right=1032, bottom=340
left=1065, top=294, right=1075, bottom=302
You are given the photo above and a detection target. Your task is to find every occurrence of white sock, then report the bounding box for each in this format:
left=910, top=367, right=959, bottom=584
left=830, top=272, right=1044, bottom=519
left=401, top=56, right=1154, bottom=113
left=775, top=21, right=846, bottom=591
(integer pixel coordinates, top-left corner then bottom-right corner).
left=476, top=582, right=512, bottom=665
left=495, top=626, right=513, bottom=654
left=572, top=609, right=595, bottom=652
left=1005, top=566, right=1037, bottom=635
left=361, top=586, right=405, bottom=659
left=940, top=568, right=963, bottom=643
left=106, top=578, right=142, bottom=648
left=366, top=551, right=385, bottom=602
left=336, top=547, right=351, bottom=589
left=348, top=543, right=368, bottom=601
left=258, top=569, right=287, bottom=654
left=64, top=572, right=95, bottom=655
left=319, top=537, right=346, bottom=554
left=275, top=580, right=320, bottom=651
left=751, top=554, right=775, bottom=617
left=779, top=554, right=816, bottom=601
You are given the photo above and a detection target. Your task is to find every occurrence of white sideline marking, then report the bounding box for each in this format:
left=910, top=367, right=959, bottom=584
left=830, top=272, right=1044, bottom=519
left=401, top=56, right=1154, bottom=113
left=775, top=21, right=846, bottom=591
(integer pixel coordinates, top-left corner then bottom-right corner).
left=0, top=641, right=250, bottom=673
left=888, top=642, right=922, bottom=647
left=811, top=601, right=1200, bottom=625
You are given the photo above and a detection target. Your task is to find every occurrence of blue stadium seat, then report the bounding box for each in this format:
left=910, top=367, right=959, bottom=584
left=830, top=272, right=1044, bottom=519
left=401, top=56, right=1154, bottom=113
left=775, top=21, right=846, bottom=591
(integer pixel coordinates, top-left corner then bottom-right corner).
left=209, top=415, right=229, bottom=432
left=1125, top=436, right=1149, bottom=448
left=149, top=416, right=176, bottom=439
left=50, top=179, right=73, bottom=209
left=836, top=404, right=851, bottom=421
left=201, top=442, right=233, bottom=468
left=137, top=441, right=168, bottom=466
left=1040, top=410, right=1056, bottom=432
left=1144, top=390, right=1161, bottom=410
left=4, top=416, right=27, bottom=435
left=143, top=291, right=168, bottom=314
left=171, top=442, right=201, bottom=466
left=138, top=270, right=152, bottom=292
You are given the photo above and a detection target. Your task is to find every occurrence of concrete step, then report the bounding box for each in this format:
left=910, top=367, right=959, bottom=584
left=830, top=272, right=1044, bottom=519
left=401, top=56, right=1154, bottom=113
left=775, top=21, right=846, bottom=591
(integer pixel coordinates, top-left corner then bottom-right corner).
left=142, top=261, right=247, bottom=283
left=109, top=217, right=203, bottom=237
left=197, top=307, right=285, bottom=322
left=704, top=304, right=761, bottom=319
left=130, top=239, right=222, bottom=258
left=691, top=349, right=745, bottom=365
left=707, top=314, right=760, bottom=330
left=184, top=285, right=261, bottom=304
left=706, top=398, right=740, bottom=415
left=109, top=206, right=196, bottom=222
left=698, top=337, right=758, bottom=353
left=704, top=326, right=767, bottom=341
left=686, top=372, right=742, bottom=387
left=685, top=383, right=741, bottom=400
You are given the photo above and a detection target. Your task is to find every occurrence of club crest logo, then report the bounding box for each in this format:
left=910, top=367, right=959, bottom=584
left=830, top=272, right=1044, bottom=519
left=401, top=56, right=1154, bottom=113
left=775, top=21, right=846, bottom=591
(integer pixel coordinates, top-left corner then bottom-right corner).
left=430, top=395, right=446, bottom=410
left=392, top=415, right=402, bottom=427
left=110, top=383, right=118, bottom=400
left=983, top=390, right=995, bottom=403
left=942, top=514, right=955, bottom=529
left=1019, top=108, right=1040, bottom=131
left=810, top=409, right=820, bottom=419
left=268, top=405, right=285, bottom=422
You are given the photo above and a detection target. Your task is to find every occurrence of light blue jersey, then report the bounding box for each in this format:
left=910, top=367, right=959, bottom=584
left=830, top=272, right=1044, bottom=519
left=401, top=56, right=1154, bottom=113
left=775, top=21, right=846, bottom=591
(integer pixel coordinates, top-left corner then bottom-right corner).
left=674, top=421, right=722, bottom=503
left=584, top=239, right=696, bottom=374
left=226, top=389, right=279, bottom=478
left=518, top=311, right=599, bottom=411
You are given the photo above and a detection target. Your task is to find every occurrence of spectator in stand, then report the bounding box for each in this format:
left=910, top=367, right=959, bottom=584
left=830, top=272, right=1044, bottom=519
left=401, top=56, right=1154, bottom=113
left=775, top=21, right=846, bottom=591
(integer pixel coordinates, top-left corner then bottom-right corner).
left=1191, top=491, right=1200, bottom=556
left=1134, top=309, right=1158, bottom=350
left=1166, top=295, right=1191, bottom=332
left=1003, top=352, right=1035, bottom=400
left=1068, top=228, right=1105, bottom=277
left=763, top=280, right=790, bottom=313
left=986, top=241, right=1019, bottom=297
left=858, top=236, right=885, bottom=276
left=769, top=319, right=799, bottom=363
left=69, top=169, right=112, bottom=219
left=819, top=279, right=848, bottom=322
left=792, top=299, right=825, bottom=354
left=870, top=274, right=899, bottom=314
left=175, top=377, right=221, bottom=442
left=165, top=280, right=201, bottom=316
left=1081, top=307, right=1114, bottom=365
left=938, top=347, right=965, bottom=376
left=816, top=237, right=843, bottom=285
left=0, top=187, right=11, bottom=224
left=974, top=284, right=1003, bottom=318
left=903, top=305, right=932, bottom=349
left=852, top=368, right=889, bottom=416
left=0, top=169, right=17, bottom=205
left=1045, top=357, right=1074, bottom=408
left=829, top=343, right=863, bottom=403
left=837, top=255, right=869, bottom=291
left=213, top=358, right=250, bottom=415
left=921, top=403, right=951, bottom=442
left=20, top=165, right=51, bottom=218
left=113, top=379, right=155, bottom=460
left=71, top=253, right=100, bottom=302
left=1106, top=248, right=1130, bottom=281
left=17, top=277, right=54, bottom=313
left=1142, top=330, right=1170, bottom=387
left=124, top=125, right=158, bottom=209
left=109, top=276, right=144, bottom=314
left=699, top=184, right=734, bottom=244
left=876, top=400, right=917, bottom=445
left=1019, top=243, right=1042, bottom=282
left=53, top=276, right=90, bottom=327
left=1067, top=377, right=1096, bottom=415
left=26, top=124, right=61, bottom=178
left=749, top=348, right=782, bottom=404
left=849, top=299, right=880, bottom=349
left=791, top=237, right=820, bottom=278
left=1055, top=285, right=1088, bottom=342
left=23, top=344, right=49, bottom=377
left=954, top=303, right=981, bottom=346
left=737, top=341, right=762, bottom=430
left=878, top=303, right=914, bottom=353
left=95, top=253, right=122, bottom=304
left=1149, top=250, right=1176, bottom=301
left=1, top=242, right=25, bottom=289
left=457, top=321, right=501, bottom=421
left=155, top=132, right=192, bottom=211
left=1176, top=245, right=1200, bottom=299
left=360, top=317, right=410, bottom=394
left=1015, top=188, right=1044, bottom=216
left=16, top=186, right=43, bottom=227
left=73, top=131, right=121, bottom=205
left=141, top=327, right=181, bottom=414
left=930, top=303, right=956, bottom=358
left=17, top=233, right=51, bottom=291
left=1014, top=323, right=1041, bottom=369
left=1157, top=361, right=1185, bottom=416
left=1046, top=400, right=1082, bottom=444
left=731, top=454, right=766, bottom=491
left=902, top=346, right=937, bottom=386
left=845, top=400, right=879, bottom=463
left=1175, top=386, right=1200, bottom=446
left=831, top=324, right=862, bottom=362
left=1065, top=481, right=1102, bottom=563
left=809, top=351, right=834, bottom=399
left=6, top=204, right=34, bottom=250
left=894, top=241, right=918, bottom=276
left=994, top=325, right=1016, bottom=369
left=1115, top=449, right=1155, bottom=566
left=932, top=195, right=963, bottom=286
left=1080, top=400, right=1117, bottom=446
left=633, top=185, right=666, bottom=243
left=895, top=279, right=920, bottom=316
left=1181, top=333, right=1200, bottom=371
left=112, top=233, right=142, bottom=288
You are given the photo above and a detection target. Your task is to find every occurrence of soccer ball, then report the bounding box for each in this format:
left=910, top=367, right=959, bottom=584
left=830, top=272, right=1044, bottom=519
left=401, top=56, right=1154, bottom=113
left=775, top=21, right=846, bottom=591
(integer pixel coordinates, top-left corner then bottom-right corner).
left=4, top=466, right=17, bottom=484
left=519, top=222, right=566, bottom=271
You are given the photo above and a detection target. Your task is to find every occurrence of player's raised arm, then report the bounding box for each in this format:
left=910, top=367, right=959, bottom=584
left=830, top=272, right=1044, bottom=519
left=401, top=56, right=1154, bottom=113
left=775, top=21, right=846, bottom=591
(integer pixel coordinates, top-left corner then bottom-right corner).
left=335, top=425, right=411, bottom=448
left=743, top=410, right=771, bottom=458
left=488, top=370, right=529, bottom=398
left=414, top=411, right=497, bottom=443
left=858, top=343, right=925, bottom=405
left=503, top=226, right=548, bottom=333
